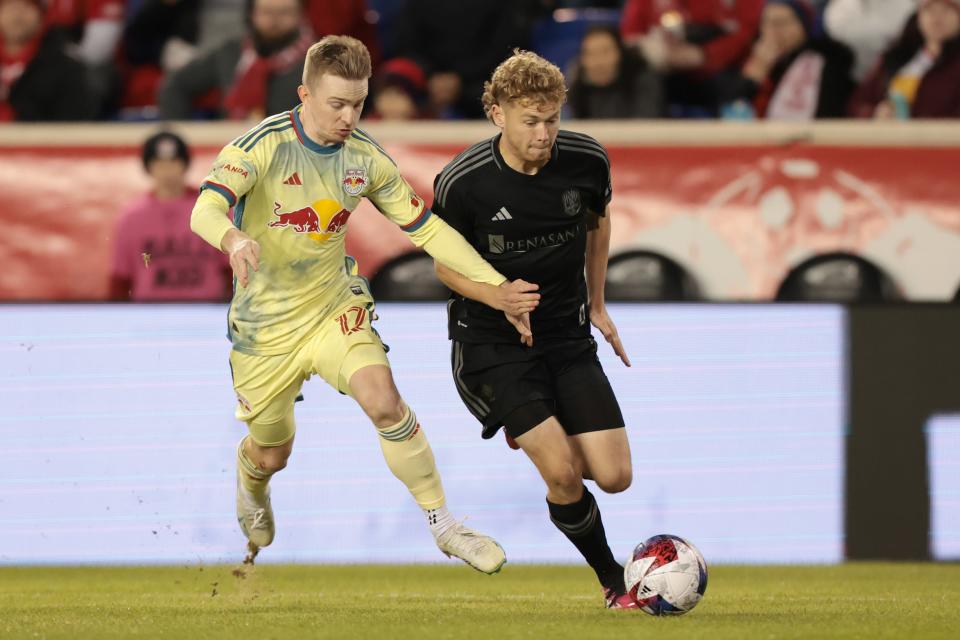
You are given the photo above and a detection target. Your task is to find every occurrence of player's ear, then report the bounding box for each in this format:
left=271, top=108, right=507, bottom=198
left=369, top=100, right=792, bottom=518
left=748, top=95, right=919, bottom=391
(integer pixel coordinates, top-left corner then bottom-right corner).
left=297, top=85, right=309, bottom=102
left=491, top=103, right=505, bottom=128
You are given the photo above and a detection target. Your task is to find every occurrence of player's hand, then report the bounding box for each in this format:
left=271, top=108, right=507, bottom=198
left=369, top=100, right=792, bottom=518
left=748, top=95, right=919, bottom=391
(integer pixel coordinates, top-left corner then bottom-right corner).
left=590, top=305, right=631, bottom=367
left=221, top=228, right=260, bottom=288
left=506, top=311, right=533, bottom=347
left=492, top=279, right=540, bottom=316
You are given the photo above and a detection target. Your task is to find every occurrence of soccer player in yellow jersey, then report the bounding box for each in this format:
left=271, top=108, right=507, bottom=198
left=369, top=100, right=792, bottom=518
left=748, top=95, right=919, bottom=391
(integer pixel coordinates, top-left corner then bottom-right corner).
left=190, top=35, right=540, bottom=572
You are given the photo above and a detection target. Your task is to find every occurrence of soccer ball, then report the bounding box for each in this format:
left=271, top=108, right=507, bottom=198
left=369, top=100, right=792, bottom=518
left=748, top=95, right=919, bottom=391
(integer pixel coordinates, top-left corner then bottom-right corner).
left=624, top=534, right=708, bottom=615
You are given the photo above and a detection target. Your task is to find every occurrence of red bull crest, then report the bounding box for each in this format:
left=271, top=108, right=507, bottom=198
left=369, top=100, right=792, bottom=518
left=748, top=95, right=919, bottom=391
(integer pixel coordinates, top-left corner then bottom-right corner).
left=342, top=168, right=367, bottom=196
left=268, top=201, right=321, bottom=233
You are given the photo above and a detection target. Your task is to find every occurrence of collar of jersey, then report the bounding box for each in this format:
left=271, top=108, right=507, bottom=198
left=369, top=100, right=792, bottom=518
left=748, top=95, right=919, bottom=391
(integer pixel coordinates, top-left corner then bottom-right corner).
left=492, top=133, right=558, bottom=177
left=291, top=106, right=343, bottom=155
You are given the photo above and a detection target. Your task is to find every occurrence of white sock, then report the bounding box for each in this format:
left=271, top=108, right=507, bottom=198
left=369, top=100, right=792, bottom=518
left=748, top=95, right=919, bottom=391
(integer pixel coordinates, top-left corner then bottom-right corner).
left=425, top=505, right=456, bottom=537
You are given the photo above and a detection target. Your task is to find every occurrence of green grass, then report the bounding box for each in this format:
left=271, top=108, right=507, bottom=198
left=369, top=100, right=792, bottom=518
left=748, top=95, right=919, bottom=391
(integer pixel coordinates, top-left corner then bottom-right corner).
left=2, top=563, right=958, bottom=639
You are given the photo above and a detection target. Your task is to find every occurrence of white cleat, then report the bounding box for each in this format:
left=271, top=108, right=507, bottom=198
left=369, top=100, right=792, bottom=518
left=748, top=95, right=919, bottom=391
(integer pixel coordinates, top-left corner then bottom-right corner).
left=236, top=469, right=275, bottom=559
left=243, top=541, right=260, bottom=566
left=435, top=523, right=507, bottom=575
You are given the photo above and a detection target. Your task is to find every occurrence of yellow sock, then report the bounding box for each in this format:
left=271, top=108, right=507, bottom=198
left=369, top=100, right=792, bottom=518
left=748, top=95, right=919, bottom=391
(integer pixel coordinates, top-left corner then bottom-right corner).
left=237, top=436, right=272, bottom=497
left=376, top=406, right=446, bottom=510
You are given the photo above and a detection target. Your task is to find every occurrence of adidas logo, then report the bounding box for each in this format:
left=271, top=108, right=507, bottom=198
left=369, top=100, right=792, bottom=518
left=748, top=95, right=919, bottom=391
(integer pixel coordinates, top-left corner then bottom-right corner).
left=283, top=172, right=302, bottom=186
left=491, top=206, right=513, bottom=221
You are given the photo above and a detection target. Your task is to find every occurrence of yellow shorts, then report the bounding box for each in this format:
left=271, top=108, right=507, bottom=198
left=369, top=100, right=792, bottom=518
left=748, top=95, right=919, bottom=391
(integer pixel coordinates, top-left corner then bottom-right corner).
left=229, top=282, right=389, bottom=446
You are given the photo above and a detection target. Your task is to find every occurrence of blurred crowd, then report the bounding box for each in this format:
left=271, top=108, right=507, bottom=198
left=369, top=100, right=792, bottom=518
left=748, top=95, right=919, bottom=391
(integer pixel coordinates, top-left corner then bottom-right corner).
left=2, top=0, right=959, bottom=123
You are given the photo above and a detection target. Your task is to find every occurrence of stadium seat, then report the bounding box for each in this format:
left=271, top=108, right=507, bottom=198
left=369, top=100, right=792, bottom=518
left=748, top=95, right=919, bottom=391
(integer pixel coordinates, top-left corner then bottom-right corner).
left=370, top=251, right=450, bottom=301
left=530, top=8, right=622, bottom=72
left=605, top=250, right=700, bottom=301
left=775, top=253, right=900, bottom=303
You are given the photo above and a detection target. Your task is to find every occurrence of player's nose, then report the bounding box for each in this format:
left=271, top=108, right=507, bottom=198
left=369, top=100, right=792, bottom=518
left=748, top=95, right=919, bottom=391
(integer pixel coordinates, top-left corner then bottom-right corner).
left=341, top=109, right=357, bottom=127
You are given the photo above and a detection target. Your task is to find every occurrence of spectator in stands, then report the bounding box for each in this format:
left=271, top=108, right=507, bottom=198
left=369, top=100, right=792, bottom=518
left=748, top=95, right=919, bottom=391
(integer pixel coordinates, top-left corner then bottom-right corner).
left=197, top=0, right=246, bottom=54
left=392, top=0, right=535, bottom=119
left=620, top=0, right=764, bottom=114
left=121, top=0, right=199, bottom=112
left=110, top=131, right=231, bottom=302
left=46, top=0, right=124, bottom=116
left=567, top=24, right=664, bottom=119
left=0, top=0, right=95, bottom=120
left=158, top=0, right=312, bottom=120
left=850, top=0, right=960, bottom=118
left=124, top=0, right=199, bottom=73
left=306, top=0, right=380, bottom=65
left=720, top=0, right=854, bottom=120
left=368, top=56, right=429, bottom=120
left=824, top=0, right=916, bottom=81
left=46, top=0, right=123, bottom=65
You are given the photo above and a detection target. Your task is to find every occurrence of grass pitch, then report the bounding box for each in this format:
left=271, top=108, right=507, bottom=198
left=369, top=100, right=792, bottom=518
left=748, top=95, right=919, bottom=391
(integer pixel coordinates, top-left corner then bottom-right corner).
left=2, top=563, right=958, bottom=639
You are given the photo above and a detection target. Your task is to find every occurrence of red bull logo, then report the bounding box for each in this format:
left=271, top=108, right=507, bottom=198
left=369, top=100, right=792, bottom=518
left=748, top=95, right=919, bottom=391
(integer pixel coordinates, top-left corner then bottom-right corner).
left=342, top=168, right=367, bottom=196
left=268, top=203, right=321, bottom=232
left=268, top=200, right=353, bottom=241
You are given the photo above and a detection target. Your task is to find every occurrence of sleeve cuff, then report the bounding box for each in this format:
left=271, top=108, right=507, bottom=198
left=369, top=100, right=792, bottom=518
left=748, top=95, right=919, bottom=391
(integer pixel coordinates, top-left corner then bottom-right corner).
left=201, top=181, right=238, bottom=207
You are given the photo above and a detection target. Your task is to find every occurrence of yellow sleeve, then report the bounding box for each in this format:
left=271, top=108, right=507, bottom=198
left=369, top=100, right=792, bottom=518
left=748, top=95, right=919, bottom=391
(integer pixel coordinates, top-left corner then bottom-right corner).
left=408, top=215, right=506, bottom=286
left=191, top=144, right=260, bottom=249
left=190, top=189, right=235, bottom=250
left=363, top=135, right=503, bottom=285
left=363, top=140, right=433, bottom=231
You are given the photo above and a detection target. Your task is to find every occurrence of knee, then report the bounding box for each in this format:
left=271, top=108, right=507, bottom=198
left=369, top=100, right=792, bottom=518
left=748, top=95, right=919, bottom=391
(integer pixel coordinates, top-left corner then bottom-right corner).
left=366, top=396, right=406, bottom=428
left=253, top=442, right=292, bottom=474
left=545, top=462, right=583, bottom=500
left=595, top=466, right=632, bottom=494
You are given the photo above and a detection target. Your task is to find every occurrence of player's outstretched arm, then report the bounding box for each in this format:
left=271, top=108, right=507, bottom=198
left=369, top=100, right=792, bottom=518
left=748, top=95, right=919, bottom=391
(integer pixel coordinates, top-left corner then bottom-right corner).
left=587, top=207, right=630, bottom=367
left=434, top=261, right=538, bottom=345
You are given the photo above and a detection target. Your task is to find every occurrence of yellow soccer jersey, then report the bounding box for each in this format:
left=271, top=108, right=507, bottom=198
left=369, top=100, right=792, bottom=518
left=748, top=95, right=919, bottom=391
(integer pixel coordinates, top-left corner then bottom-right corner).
left=199, top=106, right=432, bottom=356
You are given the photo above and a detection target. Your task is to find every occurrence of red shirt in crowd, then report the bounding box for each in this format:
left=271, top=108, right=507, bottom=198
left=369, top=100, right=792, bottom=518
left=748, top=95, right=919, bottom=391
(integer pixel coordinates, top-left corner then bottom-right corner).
left=620, top=0, right=763, bottom=73
left=46, top=0, right=123, bottom=25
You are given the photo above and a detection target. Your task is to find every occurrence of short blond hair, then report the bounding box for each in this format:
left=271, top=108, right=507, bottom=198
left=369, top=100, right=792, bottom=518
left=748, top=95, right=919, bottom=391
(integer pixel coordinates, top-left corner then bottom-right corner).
left=481, top=50, right=567, bottom=121
left=302, top=35, right=372, bottom=88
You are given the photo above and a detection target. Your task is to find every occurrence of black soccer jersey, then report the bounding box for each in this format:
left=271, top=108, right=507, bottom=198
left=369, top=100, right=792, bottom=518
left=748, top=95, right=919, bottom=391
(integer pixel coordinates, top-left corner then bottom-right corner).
left=431, top=130, right=612, bottom=344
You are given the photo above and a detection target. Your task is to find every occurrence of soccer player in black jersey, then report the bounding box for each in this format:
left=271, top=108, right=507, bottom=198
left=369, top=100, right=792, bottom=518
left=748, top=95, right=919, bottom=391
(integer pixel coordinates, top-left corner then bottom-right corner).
left=430, top=50, right=637, bottom=609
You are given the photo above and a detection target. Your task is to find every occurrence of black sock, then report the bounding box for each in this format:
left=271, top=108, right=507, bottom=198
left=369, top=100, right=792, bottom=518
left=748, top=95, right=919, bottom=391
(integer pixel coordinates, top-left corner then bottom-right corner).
left=547, top=487, right=624, bottom=592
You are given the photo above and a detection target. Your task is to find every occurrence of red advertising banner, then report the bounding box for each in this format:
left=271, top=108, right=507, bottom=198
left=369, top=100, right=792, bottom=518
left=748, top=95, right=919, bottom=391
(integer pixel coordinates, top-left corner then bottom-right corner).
left=2, top=139, right=959, bottom=301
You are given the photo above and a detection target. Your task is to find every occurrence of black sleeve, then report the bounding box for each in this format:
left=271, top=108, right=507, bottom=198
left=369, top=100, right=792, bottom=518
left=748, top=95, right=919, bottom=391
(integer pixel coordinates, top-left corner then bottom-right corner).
left=595, top=144, right=612, bottom=213
left=431, top=171, right=476, bottom=245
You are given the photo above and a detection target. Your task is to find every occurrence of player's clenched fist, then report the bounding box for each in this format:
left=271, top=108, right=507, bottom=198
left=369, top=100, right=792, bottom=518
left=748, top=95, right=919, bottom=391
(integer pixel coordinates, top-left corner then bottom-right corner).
left=221, top=228, right=260, bottom=288
left=493, top=279, right=540, bottom=316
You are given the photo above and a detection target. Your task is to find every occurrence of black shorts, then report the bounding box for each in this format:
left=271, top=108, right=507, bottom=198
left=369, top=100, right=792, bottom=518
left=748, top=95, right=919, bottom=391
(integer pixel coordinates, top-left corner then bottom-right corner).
left=451, top=336, right=625, bottom=440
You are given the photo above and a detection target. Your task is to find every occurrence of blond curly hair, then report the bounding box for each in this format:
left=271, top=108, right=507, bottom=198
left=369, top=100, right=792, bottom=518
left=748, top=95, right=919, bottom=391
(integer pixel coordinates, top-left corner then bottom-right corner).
left=481, top=50, right=567, bottom=121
